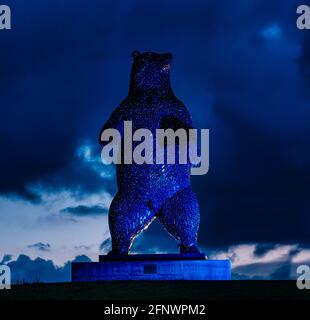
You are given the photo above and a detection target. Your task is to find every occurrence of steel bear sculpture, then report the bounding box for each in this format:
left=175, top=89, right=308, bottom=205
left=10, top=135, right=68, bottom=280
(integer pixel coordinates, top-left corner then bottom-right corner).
left=99, top=51, right=200, bottom=255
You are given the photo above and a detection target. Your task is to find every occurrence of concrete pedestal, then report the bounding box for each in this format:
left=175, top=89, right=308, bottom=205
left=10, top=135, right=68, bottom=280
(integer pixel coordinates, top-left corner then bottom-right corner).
left=72, top=254, right=231, bottom=281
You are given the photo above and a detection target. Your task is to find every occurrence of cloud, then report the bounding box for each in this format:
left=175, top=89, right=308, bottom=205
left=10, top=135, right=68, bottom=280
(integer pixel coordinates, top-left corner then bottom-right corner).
left=5, top=242, right=310, bottom=283
left=76, top=143, right=115, bottom=180
left=0, top=189, right=110, bottom=266
left=269, top=262, right=292, bottom=280
left=292, top=249, right=310, bottom=264
left=213, top=242, right=310, bottom=280
left=253, top=243, right=278, bottom=257
left=61, top=205, right=108, bottom=216
left=211, top=243, right=301, bottom=268
left=260, top=24, right=282, bottom=39
left=16, top=142, right=117, bottom=205
left=74, top=245, right=92, bottom=251
left=0, top=254, right=13, bottom=265
left=99, top=238, right=112, bottom=253
left=27, top=242, right=51, bottom=252
left=232, top=259, right=299, bottom=280
left=0, top=0, right=120, bottom=200
left=7, top=254, right=92, bottom=284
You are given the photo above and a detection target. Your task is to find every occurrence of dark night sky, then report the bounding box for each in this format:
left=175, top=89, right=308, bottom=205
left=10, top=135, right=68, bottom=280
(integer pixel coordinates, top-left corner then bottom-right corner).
left=0, top=0, right=310, bottom=280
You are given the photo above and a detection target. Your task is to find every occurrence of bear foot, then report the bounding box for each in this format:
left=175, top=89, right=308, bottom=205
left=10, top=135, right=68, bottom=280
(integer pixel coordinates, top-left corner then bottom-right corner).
left=107, top=250, right=129, bottom=256
left=179, top=245, right=200, bottom=254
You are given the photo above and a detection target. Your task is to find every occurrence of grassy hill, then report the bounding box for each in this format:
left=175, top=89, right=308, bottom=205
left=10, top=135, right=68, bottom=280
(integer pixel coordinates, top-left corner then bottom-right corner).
left=0, top=280, right=309, bottom=300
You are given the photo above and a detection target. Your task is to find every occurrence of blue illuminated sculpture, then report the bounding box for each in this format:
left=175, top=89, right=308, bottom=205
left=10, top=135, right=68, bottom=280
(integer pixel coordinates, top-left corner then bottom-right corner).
left=100, top=51, right=200, bottom=255
left=72, top=51, right=231, bottom=281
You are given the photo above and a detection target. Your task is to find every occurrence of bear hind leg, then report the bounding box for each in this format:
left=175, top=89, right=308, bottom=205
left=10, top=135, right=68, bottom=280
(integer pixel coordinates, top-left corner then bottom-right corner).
left=108, top=191, right=156, bottom=255
left=158, top=187, right=200, bottom=254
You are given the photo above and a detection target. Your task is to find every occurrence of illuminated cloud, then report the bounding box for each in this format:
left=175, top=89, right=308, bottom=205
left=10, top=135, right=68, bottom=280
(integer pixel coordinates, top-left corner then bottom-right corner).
left=260, top=24, right=282, bottom=39
left=77, top=143, right=115, bottom=179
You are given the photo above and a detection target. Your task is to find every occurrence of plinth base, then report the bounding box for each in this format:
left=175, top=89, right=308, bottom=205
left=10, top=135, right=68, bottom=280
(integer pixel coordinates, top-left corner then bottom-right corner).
left=72, top=254, right=231, bottom=281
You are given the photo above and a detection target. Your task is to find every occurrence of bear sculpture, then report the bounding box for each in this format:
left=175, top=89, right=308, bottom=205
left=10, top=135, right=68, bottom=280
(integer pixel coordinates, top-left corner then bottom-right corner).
left=99, top=51, right=200, bottom=255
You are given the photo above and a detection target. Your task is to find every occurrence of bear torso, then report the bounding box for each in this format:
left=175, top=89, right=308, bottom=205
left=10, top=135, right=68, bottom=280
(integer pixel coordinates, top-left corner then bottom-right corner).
left=100, top=51, right=193, bottom=204
left=116, top=95, right=191, bottom=203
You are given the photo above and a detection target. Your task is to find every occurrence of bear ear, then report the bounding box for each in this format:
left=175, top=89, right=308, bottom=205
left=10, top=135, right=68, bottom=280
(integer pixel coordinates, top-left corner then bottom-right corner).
left=131, top=51, right=141, bottom=59
left=163, top=53, right=173, bottom=61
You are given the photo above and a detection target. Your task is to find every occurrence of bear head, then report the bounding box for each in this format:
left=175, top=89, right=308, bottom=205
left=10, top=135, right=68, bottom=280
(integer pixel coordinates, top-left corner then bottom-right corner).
left=129, top=51, right=173, bottom=93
